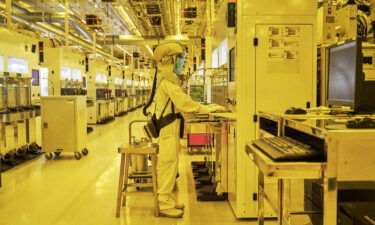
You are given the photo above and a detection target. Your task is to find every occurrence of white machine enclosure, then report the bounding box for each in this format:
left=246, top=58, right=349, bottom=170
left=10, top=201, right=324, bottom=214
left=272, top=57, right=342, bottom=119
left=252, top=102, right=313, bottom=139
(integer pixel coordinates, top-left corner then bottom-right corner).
left=335, top=4, right=358, bottom=40
left=41, top=96, right=87, bottom=153
left=317, top=3, right=337, bottom=44
left=317, top=3, right=358, bottom=45
left=87, top=101, right=97, bottom=124
left=228, top=0, right=317, bottom=218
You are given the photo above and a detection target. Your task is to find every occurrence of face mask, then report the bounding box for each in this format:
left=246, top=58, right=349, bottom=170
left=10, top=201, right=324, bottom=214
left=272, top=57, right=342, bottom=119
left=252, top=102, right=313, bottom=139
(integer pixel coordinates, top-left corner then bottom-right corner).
left=173, top=53, right=186, bottom=74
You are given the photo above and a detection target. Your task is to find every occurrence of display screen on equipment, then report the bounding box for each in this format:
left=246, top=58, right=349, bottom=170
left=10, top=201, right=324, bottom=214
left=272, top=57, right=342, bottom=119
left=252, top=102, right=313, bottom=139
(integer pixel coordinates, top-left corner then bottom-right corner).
left=32, top=69, right=40, bottom=86
left=327, top=40, right=359, bottom=108
left=229, top=47, right=235, bottom=82
left=187, top=133, right=214, bottom=147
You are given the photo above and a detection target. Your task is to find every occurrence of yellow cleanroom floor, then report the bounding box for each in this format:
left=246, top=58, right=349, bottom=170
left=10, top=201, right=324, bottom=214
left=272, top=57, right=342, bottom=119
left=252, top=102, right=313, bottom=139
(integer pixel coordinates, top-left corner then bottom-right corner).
left=0, top=109, right=273, bottom=225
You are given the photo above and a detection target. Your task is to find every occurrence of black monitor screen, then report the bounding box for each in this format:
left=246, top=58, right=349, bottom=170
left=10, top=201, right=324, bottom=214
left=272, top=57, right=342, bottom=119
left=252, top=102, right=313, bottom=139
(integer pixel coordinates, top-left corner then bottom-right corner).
left=327, top=40, right=358, bottom=107
left=32, top=69, right=39, bottom=86
left=229, top=47, right=235, bottom=82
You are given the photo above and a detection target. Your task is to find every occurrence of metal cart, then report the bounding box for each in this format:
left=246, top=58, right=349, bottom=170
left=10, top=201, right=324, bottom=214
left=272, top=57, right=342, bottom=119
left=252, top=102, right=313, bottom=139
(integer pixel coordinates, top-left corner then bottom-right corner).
left=41, top=96, right=89, bottom=160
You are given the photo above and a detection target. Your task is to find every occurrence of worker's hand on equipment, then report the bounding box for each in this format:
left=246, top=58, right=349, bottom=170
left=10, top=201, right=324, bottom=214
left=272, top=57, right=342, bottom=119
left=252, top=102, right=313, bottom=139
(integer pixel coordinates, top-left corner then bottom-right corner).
left=206, top=104, right=227, bottom=113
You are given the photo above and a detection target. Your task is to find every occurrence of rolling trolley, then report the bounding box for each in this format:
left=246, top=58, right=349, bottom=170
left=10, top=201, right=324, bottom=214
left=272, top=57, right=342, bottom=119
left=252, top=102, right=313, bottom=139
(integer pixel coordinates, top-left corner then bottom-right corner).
left=41, top=96, right=89, bottom=160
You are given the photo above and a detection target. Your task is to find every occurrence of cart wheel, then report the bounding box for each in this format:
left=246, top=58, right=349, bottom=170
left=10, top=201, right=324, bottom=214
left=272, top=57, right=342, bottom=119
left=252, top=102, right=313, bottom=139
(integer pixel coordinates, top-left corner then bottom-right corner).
left=45, top=153, right=53, bottom=160
left=54, top=152, right=62, bottom=156
left=82, top=148, right=89, bottom=156
left=74, top=152, right=82, bottom=160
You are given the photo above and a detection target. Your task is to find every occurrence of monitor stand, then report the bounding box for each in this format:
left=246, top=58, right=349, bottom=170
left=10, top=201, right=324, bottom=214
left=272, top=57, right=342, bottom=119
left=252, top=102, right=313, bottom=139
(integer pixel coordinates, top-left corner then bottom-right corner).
left=328, top=106, right=352, bottom=115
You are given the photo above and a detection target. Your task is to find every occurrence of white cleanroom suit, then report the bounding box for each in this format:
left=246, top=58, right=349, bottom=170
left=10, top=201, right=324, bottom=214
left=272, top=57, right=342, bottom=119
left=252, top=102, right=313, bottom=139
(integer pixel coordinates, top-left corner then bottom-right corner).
left=153, top=42, right=225, bottom=218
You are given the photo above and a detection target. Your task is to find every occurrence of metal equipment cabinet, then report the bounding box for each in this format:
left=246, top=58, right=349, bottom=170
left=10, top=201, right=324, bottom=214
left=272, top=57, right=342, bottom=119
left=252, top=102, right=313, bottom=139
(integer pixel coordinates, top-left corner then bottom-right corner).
left=221, top=0, right=318, bottom=218
left=41, top=96, right=88, bottom=160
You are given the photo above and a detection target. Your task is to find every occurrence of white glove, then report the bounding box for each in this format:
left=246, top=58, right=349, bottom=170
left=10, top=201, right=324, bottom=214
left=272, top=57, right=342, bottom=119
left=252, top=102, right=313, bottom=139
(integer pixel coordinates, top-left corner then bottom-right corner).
left=206, top=104, right=227, bottom=113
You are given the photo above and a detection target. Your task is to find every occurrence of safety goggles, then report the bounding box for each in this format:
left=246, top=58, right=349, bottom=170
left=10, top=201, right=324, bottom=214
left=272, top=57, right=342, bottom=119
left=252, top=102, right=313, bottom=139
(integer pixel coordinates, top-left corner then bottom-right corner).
left=173, top=53, right=186, bottom=74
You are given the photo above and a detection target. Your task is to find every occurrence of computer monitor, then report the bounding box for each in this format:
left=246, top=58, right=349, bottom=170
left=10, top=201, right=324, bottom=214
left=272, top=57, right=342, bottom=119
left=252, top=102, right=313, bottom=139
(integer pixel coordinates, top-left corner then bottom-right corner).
left=327, top=38, right=375, bottom=113
left=326, top=39, right=361, bottom=110
left=31, top=69, right=39, bottom=86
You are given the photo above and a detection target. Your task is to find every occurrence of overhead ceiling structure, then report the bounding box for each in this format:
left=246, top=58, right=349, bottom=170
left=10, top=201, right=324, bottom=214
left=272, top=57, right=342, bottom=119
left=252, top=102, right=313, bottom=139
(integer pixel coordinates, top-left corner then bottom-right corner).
left=126, top=0, right=208, bottom=37
left=1, top=0, right=221, bottom=66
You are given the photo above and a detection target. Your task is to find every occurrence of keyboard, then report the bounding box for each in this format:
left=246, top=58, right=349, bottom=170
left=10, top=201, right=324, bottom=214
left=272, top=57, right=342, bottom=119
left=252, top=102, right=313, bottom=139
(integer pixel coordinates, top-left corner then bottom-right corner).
left=252, top=137, right=322, bottom=162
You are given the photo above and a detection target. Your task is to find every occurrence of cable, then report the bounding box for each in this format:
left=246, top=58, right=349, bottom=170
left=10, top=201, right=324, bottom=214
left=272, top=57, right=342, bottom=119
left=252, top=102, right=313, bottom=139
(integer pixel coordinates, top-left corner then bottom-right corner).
left=142, top=68, right=157, bottom=117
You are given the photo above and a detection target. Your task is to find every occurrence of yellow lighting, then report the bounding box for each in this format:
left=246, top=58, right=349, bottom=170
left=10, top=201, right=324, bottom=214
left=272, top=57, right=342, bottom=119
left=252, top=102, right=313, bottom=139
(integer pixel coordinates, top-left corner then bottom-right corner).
left=115, top=6, right=153, bottom=58
left=58, top=3, right=74, bottom=14
left=18, top=1, right=31, bottom=8
left=119, top=35, right=144, bottom=40
left=146, top=45, right=154, bottom=57
left=116, top=44, right=125, bottom=51
left=116, top=6, right=141, bottom=36
left=165, top=35, right=189, bottom=41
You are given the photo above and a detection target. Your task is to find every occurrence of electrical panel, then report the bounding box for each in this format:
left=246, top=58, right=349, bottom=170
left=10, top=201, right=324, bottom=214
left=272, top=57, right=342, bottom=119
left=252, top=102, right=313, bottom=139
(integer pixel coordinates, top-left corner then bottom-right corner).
left=317, top=3, right=337, bottom=44
left=335, top=4, right=357, bottom=40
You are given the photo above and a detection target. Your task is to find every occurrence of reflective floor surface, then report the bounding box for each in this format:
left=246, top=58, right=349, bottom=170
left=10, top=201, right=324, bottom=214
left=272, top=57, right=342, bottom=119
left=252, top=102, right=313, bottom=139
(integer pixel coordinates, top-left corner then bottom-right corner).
left=0, top=109, right=309, bottom=225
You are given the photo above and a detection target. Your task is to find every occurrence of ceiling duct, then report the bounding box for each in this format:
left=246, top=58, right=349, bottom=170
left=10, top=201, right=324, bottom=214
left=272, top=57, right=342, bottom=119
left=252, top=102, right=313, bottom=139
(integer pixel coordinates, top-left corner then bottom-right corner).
left=1, top=4, right=122, bottom=61
left=98, top=35, right=201, bottom=46
left=101, top=0, right=121, bottom=4
left=14, top=12, right=94, bottom=42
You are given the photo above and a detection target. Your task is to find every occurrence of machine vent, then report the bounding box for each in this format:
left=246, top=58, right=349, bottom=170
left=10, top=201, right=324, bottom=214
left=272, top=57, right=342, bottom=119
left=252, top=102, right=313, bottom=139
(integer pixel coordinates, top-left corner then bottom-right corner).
left=85, top=15, right=102, bottom=27
left=150, top=16, right=162, bottom=26
left=326, top=16, right=335, bottom=23
left=146, top=4, right=161, bottom=15
left=183, top=7, right=197, bottom=18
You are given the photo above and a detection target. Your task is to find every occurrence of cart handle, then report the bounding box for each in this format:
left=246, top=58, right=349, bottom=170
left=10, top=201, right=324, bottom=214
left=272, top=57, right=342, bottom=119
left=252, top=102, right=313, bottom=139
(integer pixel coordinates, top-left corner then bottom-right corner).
left=129, top=120, right=148, bottom=144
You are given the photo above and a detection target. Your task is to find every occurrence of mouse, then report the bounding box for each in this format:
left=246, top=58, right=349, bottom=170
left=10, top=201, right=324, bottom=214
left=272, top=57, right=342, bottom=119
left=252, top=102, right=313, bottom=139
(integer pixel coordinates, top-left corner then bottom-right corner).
left=285, top=107, right=307, bottom=115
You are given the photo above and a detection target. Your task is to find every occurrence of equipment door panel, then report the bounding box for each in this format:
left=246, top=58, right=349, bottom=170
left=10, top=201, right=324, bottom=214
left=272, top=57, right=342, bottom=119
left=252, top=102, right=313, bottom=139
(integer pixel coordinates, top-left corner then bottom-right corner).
left=42, top=99, right=75, bottom=152
left=255, top=24, right=315, bottom=112
left=227, top=123, right=237, bottom=211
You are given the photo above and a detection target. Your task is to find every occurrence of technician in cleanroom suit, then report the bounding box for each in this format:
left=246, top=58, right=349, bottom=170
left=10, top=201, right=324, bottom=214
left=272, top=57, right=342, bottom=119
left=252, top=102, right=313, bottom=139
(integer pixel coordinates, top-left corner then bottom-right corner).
left=153, top=42, right=226, bottom=218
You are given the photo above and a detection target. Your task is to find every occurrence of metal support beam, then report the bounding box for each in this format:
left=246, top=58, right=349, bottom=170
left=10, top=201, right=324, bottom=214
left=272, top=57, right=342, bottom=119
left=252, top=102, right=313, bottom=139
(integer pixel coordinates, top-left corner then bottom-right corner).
left=111, top=45, right=114, bottom=65
left=123, top=51, right=126, bottom=67
left=131, top=49, right=134, bottom=70
left=14, top=12, right=93, bottom=41
left=93, top=32, right=97, bottom=59
left=64, top=0, right=69, bottom=47
left=138, top=46, right=140, bottom=70
left=6, top=0, right=12, bottom=28
left=206, top=0, right=211, bottom=36
left=98, top=36, right=201, bottom=46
